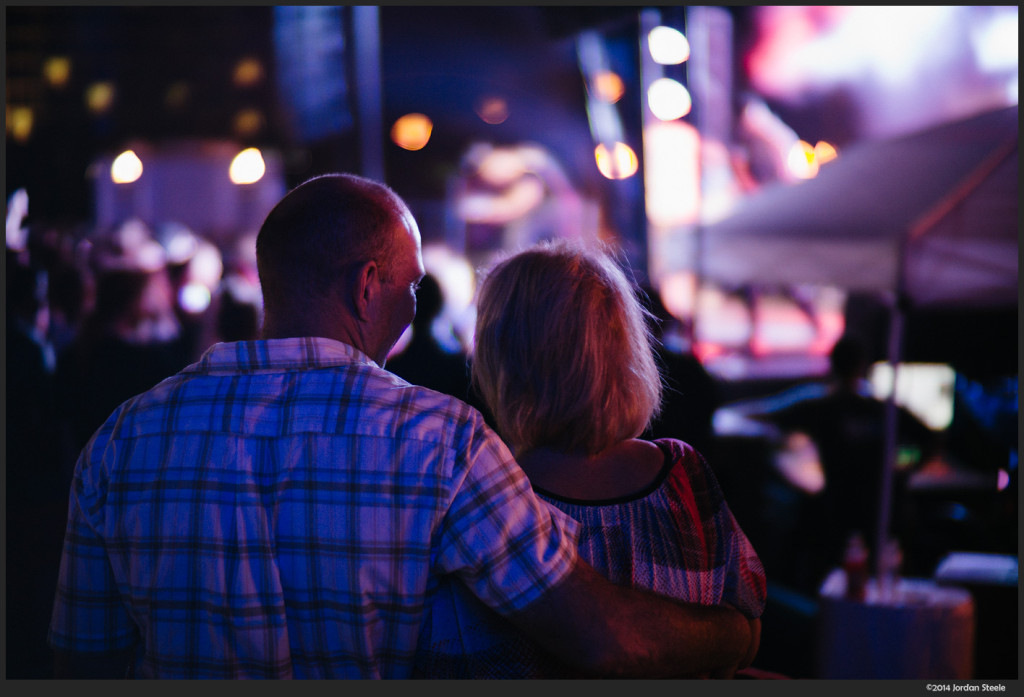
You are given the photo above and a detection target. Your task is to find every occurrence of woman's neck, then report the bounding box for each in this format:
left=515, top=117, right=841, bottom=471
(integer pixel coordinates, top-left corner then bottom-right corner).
left=516, top=439, right=664, bottom=501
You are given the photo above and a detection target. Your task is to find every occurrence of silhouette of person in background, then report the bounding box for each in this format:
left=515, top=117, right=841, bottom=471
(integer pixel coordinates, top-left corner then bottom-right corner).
left=756, top=333, right=936, bottom=591
left=55, top=225, right=191, bottom=458
left=214, top=277, right=262, bottom=343
left=6, top=251, right=66, bottom=679
left=642, top=286, right=719, bottom=459
left=386, top=272, right=472, bottom=402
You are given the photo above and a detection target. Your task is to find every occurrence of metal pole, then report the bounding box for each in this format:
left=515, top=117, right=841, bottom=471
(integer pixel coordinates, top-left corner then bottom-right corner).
left=875, top=291, right=903, bottom=580
left=352, top=6, right=385, bottom=182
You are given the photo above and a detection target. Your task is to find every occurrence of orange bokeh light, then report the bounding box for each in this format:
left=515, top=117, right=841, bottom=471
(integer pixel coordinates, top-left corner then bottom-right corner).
left=391, top=113, right=433, bottom=151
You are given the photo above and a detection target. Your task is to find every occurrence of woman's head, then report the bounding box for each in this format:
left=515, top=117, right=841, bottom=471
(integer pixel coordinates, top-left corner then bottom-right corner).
left=472, top=240, right=662, bottom=456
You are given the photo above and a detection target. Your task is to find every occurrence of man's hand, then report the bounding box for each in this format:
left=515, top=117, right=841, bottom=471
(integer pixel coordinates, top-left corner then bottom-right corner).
left=507, top=557, right=753, bottom=678
left=709, top=616, right=761, bottom=678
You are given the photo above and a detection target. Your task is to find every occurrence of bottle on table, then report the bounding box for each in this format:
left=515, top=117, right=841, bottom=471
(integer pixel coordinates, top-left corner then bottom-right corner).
left=843, top=532, right=869, bottom=602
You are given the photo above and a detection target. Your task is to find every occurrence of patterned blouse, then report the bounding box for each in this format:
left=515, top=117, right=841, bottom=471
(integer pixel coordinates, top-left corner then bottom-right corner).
left=414, top=438, right=767, bottom=678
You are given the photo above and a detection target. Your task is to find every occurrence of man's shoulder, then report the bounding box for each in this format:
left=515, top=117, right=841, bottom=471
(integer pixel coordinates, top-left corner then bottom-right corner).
left=376, top=371, right=488, bottom=431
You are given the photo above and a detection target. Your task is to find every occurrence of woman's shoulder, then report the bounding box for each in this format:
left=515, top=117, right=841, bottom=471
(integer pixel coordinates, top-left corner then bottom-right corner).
left=651, top=437, right=705, bottom=467
left=652, top=437, right=726, bottom=506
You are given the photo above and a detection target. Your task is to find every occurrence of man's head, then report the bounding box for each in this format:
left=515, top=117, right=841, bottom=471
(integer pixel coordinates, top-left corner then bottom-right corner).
left=829, top=332, right=869, bottom=386
left=256, top=173, right=424, bottom=365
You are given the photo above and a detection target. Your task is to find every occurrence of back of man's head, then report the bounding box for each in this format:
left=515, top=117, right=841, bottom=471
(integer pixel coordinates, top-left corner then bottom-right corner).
left=256, top=173, right=404, bottom=331
left=829, top=333, right=869, bottom=383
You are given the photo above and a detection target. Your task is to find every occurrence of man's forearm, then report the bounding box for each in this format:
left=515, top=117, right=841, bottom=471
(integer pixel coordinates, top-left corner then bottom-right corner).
left=508, top=559, right=752, bottom=678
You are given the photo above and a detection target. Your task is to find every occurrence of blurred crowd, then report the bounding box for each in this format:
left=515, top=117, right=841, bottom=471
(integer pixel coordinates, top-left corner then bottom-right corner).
left=6, top=196, right=264, bottom=678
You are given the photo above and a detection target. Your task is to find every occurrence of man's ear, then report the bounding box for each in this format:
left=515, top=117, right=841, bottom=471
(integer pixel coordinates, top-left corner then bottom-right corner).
left=353, top=260, right=380, bottom=322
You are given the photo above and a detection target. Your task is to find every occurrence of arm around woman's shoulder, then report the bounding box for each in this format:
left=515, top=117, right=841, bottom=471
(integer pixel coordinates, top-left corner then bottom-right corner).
left=506, top=556, right=756, bottom=678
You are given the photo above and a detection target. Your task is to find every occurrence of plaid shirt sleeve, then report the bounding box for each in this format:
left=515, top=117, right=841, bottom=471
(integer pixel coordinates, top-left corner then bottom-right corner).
left=431, top=412, right=579, bottom=617
left=49, top=417, right=139, bottom=654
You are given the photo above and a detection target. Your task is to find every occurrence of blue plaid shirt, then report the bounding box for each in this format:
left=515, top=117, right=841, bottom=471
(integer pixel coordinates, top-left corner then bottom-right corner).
left=48, top=338, right=579, bottom=678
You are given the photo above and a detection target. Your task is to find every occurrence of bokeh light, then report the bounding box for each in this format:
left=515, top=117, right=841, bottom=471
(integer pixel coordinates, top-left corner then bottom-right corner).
left=648, top=26, right=691, bottom=65
left=391, top=113, right=433, bottom=151
left=86, top=81, right=116, bottom=114
left=229, top=147, right=266, bottom=184
left=595, top=141, right=638, bottom=180
left=814, top=140, right=839, bottom=164
left=648, top=78, right=692, bottom=121
left=786, top=140, right=819, bottom=179
left=7, top=106, right=34, bottom=143
left=233, top=109, right=265, bottom=138
left=43, top=56, right=71, bottom=88
left=233, top=57, right=265, bottom=88
left=190, top=240, right=225, bottom=291
left=658, top=270, right=698, bottom=320
left=475, top=96, right=509, bottom=124
left=111, top=150, right=144, bottom=184
left=644, top=120, right=700, bottom=226
left=997, top=469, right=1010, bottom=491
left=592, top=70, right=626, bottom=103
left=179, top=283, right=212, bottom=314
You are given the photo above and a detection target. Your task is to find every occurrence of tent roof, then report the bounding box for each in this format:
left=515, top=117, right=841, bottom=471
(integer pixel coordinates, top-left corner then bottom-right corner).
left=700, top=105, right=1018, bottom=308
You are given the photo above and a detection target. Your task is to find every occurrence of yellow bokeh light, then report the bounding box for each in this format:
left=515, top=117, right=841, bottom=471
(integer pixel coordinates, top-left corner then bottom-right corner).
left=8, top=106, right=34, bottom=142
left=787, top=140, right=819, bottom=179
left=595, top=141, right=638, bottom=180
left=648, top=26, right=690, bottom=65
left=475, top=96, right=509, bottom=124
left=43, top=56, right=71, bottom=88
left=86, top=81, right=116, bottom=114
left=391, top=113, right=433, bottom=151
left=592, top=70, right=626, bottom=103
left=233, top=109, right=265, bottom=137
left=814, top=140, right=839, bottom=164
left=233, top=57, right=264, bottom=88
left=111, top=150, right=144, bottom=184
left=229, top=148, right=266, bottom=185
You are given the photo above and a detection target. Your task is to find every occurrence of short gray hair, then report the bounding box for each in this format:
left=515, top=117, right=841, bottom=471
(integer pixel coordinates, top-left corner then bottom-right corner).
left=256, top=173, right=405, bottom=318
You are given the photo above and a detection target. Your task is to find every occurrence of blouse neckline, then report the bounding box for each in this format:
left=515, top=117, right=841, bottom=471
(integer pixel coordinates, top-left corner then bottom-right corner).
left=531, top=440, right=675, bottom=506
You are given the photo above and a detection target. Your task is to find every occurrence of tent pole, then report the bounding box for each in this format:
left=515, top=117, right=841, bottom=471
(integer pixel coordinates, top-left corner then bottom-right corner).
left=875, top=292, right=903, bottom=581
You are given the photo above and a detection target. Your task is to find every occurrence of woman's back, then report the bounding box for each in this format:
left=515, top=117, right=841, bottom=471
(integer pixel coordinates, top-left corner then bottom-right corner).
left=414, top=438, right=765, bottom=678
left=533, top=439, right=765, bottom=616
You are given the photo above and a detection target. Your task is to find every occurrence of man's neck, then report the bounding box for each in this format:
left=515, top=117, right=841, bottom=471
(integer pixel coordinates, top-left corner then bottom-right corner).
left=262, top=313, right=377, bottom=363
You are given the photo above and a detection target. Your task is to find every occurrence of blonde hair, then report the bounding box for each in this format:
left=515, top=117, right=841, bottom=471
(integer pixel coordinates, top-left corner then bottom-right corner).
left=472, top=240, right=662, bottom=456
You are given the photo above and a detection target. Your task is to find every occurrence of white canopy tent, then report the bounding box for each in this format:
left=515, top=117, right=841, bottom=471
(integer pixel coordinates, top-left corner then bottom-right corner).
left=699, top=104, right=1018, bottom=576
left=701, top=105, right=1017, bottom=307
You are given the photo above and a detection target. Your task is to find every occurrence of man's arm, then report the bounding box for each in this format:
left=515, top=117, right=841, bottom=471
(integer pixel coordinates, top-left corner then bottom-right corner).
left=506, top=557, right=756, bottom=678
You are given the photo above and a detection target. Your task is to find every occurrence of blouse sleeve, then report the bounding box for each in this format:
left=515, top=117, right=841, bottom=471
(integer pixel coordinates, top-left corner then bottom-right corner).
left=675, top=440, right=768, bottom=619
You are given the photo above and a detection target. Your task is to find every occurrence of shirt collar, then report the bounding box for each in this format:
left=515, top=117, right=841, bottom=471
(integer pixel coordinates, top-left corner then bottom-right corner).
left=185, top=337, right=378, bottom=375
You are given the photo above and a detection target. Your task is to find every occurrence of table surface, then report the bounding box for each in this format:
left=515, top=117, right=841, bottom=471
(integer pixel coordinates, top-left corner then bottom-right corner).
left=817, top=569, right=976, bottom=679
left=820, top=569, right=975, bottom=607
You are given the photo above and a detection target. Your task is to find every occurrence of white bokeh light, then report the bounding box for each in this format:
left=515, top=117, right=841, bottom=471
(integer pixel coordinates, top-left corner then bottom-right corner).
left=111, top=150, right=143, bottom=184
left=229, top=148, right=266, bottom=185
left=647, top=78, right=692, bottom=121
left=648, top=26, right=690, bottom=65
